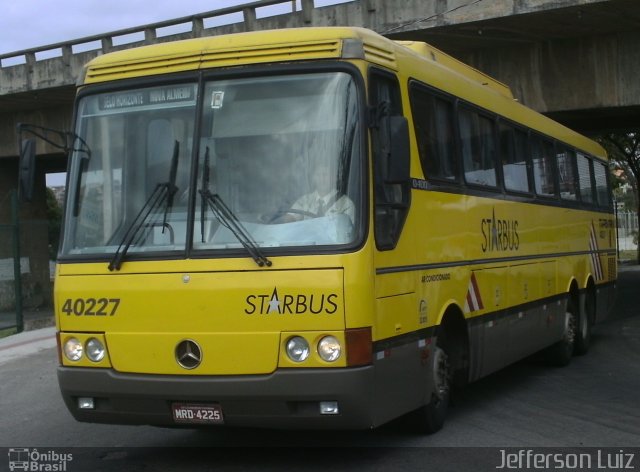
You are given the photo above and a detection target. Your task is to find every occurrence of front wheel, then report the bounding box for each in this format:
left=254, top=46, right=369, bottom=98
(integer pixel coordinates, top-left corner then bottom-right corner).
left=410, top=337, right=451, bottom=434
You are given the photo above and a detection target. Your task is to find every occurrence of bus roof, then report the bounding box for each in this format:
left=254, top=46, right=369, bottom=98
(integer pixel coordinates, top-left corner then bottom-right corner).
left=82, top=27, right=388, bottom=84
left=81, top=26, right=605, bottom=159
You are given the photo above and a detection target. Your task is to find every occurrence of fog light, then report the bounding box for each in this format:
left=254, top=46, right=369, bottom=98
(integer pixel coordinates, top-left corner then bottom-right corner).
left=86, top=338, right=105, bottom=362
left=320, top=401, right=339, bottom=415
left=78, top=397, right=95, bottom=409
left=64, top=338, right=83, bottom=361
left=286, top=336, right=310, bottom=362
left=318, top=336, right=341, bottom=362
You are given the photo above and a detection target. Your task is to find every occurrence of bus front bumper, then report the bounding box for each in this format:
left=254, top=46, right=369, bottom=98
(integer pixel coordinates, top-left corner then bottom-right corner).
left=57, top=365, right=376, bottom=430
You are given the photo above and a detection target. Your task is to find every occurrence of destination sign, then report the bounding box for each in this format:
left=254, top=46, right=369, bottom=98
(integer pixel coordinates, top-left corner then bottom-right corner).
left=99, top=85, right=196, bottom=111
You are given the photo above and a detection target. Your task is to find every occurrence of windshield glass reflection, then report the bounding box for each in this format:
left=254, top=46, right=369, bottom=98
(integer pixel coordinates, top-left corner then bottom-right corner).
left=60, top=72, right=362, bottom=260
left=195, top=72, right=361, bottom=250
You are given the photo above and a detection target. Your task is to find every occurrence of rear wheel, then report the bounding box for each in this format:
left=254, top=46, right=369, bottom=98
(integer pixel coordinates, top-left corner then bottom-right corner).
left=545, top=296, right=577, bottom=367
left=574, top=288, right=595, bottom=355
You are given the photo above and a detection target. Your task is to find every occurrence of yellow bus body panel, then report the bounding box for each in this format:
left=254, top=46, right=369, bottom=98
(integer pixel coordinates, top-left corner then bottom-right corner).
left=56, top=265, right=346, bottom=375
left=374, top=185, right=616, bottom=328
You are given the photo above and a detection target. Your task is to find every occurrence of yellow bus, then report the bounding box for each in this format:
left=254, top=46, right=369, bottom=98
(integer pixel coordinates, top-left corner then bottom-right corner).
left=31, top=27, right=615, bottom=433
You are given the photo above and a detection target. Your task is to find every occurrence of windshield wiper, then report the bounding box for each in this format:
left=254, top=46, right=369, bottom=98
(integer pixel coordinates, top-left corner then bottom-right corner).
left=200, top=188, right=271, bottom=267
left=162, top=140, right=180, bottom=230
left=108, top=141, right=180, bottom=271
left=198, top=146, right=270, bottom=267
left=200, top=146, right=211, bottom=243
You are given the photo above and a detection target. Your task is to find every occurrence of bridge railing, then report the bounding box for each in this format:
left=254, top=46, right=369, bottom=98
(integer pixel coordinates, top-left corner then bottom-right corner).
left=0, top=0, right=362, bottom=68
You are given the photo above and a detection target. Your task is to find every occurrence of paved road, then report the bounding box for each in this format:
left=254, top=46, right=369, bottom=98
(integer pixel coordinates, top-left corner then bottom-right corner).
left=1, top=267, right=639, bottom=471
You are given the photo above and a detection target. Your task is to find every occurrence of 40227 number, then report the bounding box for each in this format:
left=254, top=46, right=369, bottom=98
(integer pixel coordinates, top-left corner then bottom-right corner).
left=61, top=298, right=121, bottom=316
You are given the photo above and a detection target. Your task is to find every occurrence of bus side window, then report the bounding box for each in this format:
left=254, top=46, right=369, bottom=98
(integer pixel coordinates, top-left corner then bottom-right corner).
left=593, top=161, right=611, bottom=209
left=532, top=135, right=558, bottom=198
left=557, top=146, right=578, bottom=201
left=500, top=122, right=531, bottom=193
left=577, top=153, right=595, bottom=205
left=459, top=106, right=498, bottom=187
left=409, top=84, right=459, bottom=182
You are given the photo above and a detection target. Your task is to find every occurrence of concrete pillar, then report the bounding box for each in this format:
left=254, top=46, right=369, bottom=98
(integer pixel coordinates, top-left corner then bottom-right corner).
left=101, top=37, right=113, bottom=53
left=61, top=45, right=72, bottom=65
left=301, top=0, right=314, bottom=24
left=192, top=18, right=204, bottom=38
left=144, top=28, right=157, bottom=44
left=243, top=7, right=257, bottom=31
left=25, top=52, right=36, bottom=68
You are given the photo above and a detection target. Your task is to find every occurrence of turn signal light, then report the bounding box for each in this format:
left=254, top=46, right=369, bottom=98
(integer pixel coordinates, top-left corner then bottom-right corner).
left=345, top=327, right=372, bottom=366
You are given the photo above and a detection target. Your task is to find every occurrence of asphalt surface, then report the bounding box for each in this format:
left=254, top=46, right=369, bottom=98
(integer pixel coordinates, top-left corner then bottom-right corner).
left=1, top=266, right=639, bottom=471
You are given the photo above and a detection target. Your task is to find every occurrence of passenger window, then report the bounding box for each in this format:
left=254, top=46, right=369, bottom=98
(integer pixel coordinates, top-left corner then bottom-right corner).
left=532, top=135, right=557, bottom=197
left=459, top=107, right=497, bottom=187
left=500, top=123, right=531, bottom=193
left=577, top=153, right=595, bottom=204
left=594, top=161, right=610, bottom=208
left=557, top=147, right=578, bottom=201
left=410, top=85, right=458, bottom=182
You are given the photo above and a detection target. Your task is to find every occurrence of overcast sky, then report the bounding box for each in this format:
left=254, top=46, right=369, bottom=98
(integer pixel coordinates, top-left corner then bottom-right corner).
left=0, top=0, right=351, bottom=55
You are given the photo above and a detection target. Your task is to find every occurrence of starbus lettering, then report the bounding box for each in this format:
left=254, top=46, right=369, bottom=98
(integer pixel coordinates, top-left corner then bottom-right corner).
left=481, top=208, right=519, bottom=252
left=245, top=288, right=338, bottom=315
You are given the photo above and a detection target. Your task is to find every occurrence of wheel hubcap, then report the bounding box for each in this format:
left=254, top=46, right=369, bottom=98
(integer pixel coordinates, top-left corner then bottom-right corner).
left=433, top=346, right=450, bottom=400
left=565, top=310, right=576, bottom=346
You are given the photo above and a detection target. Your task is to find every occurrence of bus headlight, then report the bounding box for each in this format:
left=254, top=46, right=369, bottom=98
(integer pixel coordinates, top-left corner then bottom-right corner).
left=85, top=338, right=106, bottom=362
left=318, top=336, right=341, bottom=362
left=286, top=336, right=310, bottom=362
left=63, top=337, right=83, bottom=361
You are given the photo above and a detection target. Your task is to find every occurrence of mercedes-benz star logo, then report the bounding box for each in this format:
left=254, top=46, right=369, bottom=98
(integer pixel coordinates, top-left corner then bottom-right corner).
left=175, top=339, right=202, bottom=370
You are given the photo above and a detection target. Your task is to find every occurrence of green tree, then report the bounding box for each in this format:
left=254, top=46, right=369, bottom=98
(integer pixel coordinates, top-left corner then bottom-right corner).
left=46, top=187, right=62, bottom=260
left=597, top=132, right=640, bottom=263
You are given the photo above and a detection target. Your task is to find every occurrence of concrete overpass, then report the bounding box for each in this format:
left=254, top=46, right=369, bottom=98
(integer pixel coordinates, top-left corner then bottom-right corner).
left=2, top=0, right=640, bottom=149
left=1, top=0, right=639, bottom=308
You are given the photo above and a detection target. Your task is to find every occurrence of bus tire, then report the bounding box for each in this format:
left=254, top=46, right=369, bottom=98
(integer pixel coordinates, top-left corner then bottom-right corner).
left=545, top=296, right=577, bottom=367
left=410, top=330, right=451, bottom=434
left=574, top=287, right=595, bottom=356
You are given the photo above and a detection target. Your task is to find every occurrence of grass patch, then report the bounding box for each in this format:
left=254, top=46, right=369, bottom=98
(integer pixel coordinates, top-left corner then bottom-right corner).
left=619, top=249, right=638, bottom=262
left=0, top=327, right=18, bottom=339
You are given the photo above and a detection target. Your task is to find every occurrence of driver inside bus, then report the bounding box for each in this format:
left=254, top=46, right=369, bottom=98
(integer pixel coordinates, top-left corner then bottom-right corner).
left=267, top=160, right=355, bottom=224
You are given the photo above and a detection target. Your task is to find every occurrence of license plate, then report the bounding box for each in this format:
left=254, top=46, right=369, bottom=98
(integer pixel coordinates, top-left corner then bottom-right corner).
left=171, top=403, right=224, bottom=424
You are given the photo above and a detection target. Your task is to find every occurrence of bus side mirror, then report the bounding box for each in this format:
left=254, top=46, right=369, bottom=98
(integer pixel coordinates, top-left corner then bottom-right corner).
left=19, top=138, right=36, bottom=203
left=385, top=116, right=410, bottom=184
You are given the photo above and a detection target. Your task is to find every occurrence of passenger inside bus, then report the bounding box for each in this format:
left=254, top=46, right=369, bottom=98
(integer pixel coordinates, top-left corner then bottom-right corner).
left=266, top=160, right=355, bottom=224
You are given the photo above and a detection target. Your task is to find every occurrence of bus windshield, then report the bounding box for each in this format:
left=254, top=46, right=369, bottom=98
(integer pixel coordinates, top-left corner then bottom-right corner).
left=61, top=72, right=362, bottom=260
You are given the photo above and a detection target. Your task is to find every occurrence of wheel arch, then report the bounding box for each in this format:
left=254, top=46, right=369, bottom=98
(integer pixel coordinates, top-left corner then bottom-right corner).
left=564, top=277, right=581, bottom=307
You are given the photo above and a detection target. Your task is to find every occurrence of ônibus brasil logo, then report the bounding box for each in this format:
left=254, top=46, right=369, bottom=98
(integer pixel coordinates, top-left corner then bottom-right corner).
left=8, top=448, right=73, bottom=471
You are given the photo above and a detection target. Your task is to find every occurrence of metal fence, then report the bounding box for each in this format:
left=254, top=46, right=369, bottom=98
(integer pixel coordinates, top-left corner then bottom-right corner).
left=0, top=191, right=23, bottom=332
left=0, top=187, right=55, bottom=332
left=617, top=211, right=639, bottom=252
